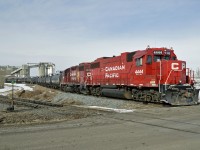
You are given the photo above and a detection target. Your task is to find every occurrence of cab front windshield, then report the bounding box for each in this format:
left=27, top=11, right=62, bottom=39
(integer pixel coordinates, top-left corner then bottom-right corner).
left=154, top=55, right=174, bottom=62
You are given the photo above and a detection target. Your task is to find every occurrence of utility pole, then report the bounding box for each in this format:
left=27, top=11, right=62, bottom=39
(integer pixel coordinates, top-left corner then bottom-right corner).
left=7, top=80, right=15, bottom=111
left=11, top=81, right=14, bottom=108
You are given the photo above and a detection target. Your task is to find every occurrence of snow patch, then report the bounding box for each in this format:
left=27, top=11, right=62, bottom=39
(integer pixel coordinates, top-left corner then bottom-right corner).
left=75, top=105, right=135, bottom=113
left=0, top=83, right=33, bottom=96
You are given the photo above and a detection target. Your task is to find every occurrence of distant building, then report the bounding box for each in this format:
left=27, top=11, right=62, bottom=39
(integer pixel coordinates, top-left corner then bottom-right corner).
left=0, top=66, right=19, bottom=88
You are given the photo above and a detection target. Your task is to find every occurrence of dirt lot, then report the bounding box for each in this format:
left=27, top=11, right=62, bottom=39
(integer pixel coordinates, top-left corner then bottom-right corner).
left=0, top=105, right=108, bottom=126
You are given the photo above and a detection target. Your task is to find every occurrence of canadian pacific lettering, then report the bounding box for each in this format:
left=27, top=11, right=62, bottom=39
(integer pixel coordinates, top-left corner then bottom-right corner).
left=105, top=73, right=119, bottom=78
left=105, top=65, right=125, bottom=72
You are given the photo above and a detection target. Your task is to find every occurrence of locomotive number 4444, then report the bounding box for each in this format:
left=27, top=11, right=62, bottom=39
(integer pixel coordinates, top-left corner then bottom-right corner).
left=135, top=70, right=144, bottom=75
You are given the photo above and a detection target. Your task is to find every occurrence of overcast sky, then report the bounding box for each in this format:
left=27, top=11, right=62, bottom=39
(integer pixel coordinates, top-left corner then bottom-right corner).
left=0, top=0, right=200, bottom=72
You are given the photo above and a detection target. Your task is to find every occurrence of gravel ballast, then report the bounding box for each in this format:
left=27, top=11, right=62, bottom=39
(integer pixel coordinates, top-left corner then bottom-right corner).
left=52, top=91, right=162, bottom=110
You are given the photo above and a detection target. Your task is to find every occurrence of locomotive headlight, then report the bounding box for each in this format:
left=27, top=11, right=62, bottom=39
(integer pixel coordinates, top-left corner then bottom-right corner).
left=179, top=80, right=182, bottom=84
left=182, top=63, right=186, bottom=69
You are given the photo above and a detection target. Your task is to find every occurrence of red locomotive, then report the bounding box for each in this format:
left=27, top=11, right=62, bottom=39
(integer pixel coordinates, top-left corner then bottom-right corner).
left=60, top=63, right=91, bottom=94
left=60, top=47, right=199, bottom=105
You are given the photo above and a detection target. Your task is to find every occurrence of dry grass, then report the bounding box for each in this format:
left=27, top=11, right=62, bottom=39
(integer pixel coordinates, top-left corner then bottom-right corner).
left=14, top=85, right=58, bottom=102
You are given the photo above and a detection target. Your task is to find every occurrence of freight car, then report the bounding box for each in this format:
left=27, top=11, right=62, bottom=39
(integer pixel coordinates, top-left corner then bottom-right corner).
left=60, top=63, right=91, bottom=94
left=5, top=76, right=28, bottom=83
left=51, top=74, right=61, bottom=89
left=34, top=74, right=61, bottom=89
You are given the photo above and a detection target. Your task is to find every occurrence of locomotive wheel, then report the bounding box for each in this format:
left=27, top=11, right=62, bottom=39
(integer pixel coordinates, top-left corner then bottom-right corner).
left=75, top=86, right=80, bottom=94
left=91, top=87, right=96, bottom=96
left=146, top=95, right=152, bottom=102
left=96, top=87, right=102, bottom=96
left=86, top=87, right=91, bottom=95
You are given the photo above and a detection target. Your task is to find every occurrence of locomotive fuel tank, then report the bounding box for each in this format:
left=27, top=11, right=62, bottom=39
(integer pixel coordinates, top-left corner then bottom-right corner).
left=101, top=89, right=132, bottom=99
left=65, top=86, right=74, bottom=92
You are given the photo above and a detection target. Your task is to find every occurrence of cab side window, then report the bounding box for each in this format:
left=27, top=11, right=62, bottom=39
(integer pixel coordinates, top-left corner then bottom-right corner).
left=136, top=57, right=143, bottom=66
left=146, top=55, right=152, bottom=64
left=172, top=56, right=177, bottom=60
left=154, top=55, right=162, bottom=62
left=163, top=56, right=170, bottom=60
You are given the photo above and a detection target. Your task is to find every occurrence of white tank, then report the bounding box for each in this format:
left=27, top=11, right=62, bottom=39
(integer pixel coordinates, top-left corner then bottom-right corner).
left=39, top=64, right=46, bottom=77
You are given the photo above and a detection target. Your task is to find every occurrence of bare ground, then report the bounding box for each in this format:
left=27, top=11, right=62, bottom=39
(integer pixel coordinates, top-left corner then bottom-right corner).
left=0, top=85, right=108, bottom=126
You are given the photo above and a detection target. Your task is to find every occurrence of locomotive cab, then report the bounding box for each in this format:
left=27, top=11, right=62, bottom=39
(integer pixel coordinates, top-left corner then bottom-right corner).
left=129, top=47, right=199, bottom=105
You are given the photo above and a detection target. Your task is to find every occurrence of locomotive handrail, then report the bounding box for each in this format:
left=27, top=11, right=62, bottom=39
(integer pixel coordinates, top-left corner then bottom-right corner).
left=159, top=61, right=162, bottom=93
left=164, top=69, right=183, bottom=91
left=186, top=68, right=195, bottom=84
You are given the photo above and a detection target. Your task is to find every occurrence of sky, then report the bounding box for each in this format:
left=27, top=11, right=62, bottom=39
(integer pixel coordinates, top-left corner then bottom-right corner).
left=0, top=0, right=200, bottom=74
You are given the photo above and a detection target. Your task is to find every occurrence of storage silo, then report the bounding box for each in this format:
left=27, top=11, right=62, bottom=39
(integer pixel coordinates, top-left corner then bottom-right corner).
left=39, top=63, right=46, bottom=77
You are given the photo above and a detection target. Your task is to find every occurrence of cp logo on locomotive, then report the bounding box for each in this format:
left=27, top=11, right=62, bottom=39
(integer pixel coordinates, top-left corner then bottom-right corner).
left=171, top=63, right=179, bottom=70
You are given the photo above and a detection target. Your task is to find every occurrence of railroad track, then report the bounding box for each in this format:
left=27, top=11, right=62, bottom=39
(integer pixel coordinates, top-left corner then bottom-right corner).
left=0, top=95, right=63, bottom=108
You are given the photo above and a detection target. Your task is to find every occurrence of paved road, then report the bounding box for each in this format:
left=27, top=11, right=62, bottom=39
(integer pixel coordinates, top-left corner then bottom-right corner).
left=1, top=106, right=200, bottom=150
